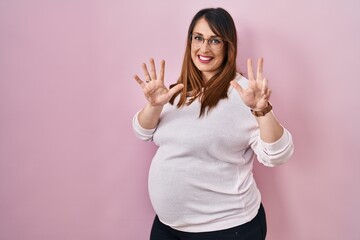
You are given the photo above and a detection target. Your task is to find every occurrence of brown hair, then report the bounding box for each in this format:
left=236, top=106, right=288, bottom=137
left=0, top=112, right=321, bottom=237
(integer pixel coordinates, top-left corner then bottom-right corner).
left=169, top=8, right=238, bottom=117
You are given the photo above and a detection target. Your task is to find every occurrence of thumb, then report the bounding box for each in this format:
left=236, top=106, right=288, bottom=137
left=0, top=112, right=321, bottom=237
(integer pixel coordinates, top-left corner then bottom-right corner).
left=167, top=83, right=184, bottom=98
left=230, top=81, right=244, bottom=96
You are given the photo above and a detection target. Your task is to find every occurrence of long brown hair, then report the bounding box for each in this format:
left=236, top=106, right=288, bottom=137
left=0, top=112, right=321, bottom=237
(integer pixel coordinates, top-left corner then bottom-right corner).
left=169, top=8, right=238, bottom=117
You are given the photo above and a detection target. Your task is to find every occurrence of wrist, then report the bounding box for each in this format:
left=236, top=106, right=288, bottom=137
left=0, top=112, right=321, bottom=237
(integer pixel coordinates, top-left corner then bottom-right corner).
left=251, top=102, right=272, bottom=117
left=146, top=101, right=164, bottom=109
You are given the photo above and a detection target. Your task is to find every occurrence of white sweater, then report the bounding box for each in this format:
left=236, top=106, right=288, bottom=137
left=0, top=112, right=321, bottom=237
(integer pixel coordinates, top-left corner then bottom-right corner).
left=133, top=74, right=294, bottom=232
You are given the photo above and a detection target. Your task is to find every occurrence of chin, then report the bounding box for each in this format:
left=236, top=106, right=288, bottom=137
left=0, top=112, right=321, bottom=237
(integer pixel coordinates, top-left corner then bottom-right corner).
left=194, top=63, right=214, bottom=72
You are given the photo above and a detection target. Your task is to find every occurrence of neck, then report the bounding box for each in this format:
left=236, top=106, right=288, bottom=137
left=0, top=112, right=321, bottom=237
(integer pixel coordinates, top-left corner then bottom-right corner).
left=202, top=72, right=214, bottom=83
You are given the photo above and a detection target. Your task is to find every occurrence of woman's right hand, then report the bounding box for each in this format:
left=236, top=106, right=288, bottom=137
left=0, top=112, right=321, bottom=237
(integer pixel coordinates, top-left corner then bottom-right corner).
left=134, top=58, right=184, bottom=107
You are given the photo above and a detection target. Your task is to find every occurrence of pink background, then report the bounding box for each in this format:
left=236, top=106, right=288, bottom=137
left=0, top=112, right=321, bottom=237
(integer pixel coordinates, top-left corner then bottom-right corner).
left=1, top=0, right=359, bottom=239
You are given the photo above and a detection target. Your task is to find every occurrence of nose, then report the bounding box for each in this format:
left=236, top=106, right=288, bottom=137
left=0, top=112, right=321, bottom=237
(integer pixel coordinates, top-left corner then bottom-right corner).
left=199, top=39, right=211, bottom=52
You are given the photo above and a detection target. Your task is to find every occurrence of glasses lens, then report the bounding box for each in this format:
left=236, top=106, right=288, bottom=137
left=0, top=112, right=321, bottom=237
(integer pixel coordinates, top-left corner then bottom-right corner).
left=191, top=34, right=203, bottom=46
left=209, top=38, right=224, bottom=50
left=191, top=34, right=224, bottom=50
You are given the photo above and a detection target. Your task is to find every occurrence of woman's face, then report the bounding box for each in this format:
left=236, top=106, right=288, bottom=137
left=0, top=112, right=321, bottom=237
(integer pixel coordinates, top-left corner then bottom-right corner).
left=191, top=18, right=226, bottom=82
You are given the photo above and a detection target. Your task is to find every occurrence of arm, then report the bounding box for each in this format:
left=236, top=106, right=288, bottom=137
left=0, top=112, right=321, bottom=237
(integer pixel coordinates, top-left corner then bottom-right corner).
left=231, top=58, right=294, bottom=165
left=138, top=103, right=163, bottom=129
left=231, top=58, right=285, bottom=143
left=250, top=125, right=294, bottom=167
left=254, top=108, right=284, bottom=143
left=250, top=105, right=294, bottom=166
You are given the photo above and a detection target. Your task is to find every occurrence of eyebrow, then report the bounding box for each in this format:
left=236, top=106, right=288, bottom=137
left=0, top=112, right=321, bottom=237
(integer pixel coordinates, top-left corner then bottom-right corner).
left=192, top=32, right=220, bottom=38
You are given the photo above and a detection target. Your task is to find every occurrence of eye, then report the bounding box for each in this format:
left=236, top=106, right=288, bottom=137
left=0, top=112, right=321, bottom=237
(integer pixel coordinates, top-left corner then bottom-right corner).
left=193, top=35, right=204, bottom=42
left=209, top=38, right=223, bottom=45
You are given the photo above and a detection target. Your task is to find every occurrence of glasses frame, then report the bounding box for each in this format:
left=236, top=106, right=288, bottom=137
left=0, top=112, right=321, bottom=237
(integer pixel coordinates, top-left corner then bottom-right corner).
left=190, top=33, right=225, bottom=50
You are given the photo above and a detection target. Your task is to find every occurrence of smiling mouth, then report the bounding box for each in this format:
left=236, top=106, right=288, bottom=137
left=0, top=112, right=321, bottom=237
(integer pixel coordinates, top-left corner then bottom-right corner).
left=198, top=55, right=213, bottom=63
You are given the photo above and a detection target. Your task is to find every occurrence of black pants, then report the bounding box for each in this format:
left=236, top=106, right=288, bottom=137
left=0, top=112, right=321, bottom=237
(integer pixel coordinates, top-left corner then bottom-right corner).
left=150, top=204, right=267, bottom=240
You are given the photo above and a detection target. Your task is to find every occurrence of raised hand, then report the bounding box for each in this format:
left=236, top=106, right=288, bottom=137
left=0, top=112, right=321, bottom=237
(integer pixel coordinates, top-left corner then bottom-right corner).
left=230, top=58, right=271, bottom=111
left=134, top=58, right=184, bottom=107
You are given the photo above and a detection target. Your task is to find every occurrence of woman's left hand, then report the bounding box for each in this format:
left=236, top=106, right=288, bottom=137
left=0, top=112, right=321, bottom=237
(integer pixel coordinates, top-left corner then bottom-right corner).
left=230, top=58, right=271, bottom=111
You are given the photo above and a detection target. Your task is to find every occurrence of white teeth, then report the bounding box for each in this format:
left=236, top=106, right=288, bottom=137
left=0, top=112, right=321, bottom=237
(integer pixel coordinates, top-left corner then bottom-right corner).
left=199, top=55, right=211, bottom=61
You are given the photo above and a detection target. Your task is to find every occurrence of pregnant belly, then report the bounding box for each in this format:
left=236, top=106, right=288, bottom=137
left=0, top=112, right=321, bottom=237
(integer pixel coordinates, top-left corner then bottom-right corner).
left=148, top=158, right=195, bottom=223
left=147, top=156, right=256, bottom=228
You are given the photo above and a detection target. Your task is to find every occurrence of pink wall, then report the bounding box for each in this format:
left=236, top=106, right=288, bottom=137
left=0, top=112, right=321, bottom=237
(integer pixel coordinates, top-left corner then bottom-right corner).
left=1, top=0, right=359, bottom=239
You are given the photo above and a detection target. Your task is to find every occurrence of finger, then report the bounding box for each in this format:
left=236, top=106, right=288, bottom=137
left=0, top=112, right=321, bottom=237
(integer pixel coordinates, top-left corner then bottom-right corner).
left=262, top=88, right=271, bottom=102
left=167, top=83, right=184, bottom=98
left=261, top=78, right=268, bottom=95
left=247, top=58, right=255, bottom=81
left=149, top=58, right=157, bottom=80
left=266, top=88, right=272, bottom=100
left=159, top=60, right=165, bottom=82
left=134, top=74, right=146, bottom=88
left=230, top=80, right=244, bottom=96
left=141, top=63, right=151, bottom=83
left=257, top=58, right=263, bottom=81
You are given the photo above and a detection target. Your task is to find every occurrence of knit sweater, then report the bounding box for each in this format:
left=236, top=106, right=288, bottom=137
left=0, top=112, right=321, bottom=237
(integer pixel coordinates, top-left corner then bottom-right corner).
left=132, top=73, right=294, bottom=232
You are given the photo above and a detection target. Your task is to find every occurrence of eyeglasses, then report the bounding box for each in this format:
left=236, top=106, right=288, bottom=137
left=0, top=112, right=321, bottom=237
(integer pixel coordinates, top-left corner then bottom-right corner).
left=190, top=34, right=225, bottom=50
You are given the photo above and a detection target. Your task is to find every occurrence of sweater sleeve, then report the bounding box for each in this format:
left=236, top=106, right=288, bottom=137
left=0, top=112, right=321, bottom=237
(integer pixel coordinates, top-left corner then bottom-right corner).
left=249, top=127, right=294, bottom=167
left=132, top=111, right=157, bottom=141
